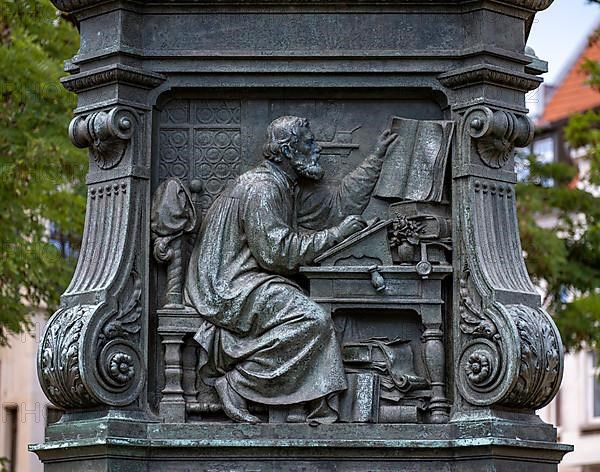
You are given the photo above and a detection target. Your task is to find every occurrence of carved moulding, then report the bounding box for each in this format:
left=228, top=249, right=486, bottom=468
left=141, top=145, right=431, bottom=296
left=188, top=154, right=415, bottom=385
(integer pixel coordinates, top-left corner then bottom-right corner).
left=39, top=304, right=99, bottom=408
left=37, top=106, right=146, bottom=409
left=438, top=65, right=543, bottom=96
left=511, top=0, right=554, bottom=10
left=49, top=0, right=554, bottom=12
left=69, top=107, right=135, bottom=170
left=454, top=105, right=563, bottom=411
left=61, top=65, right=166, bottom=94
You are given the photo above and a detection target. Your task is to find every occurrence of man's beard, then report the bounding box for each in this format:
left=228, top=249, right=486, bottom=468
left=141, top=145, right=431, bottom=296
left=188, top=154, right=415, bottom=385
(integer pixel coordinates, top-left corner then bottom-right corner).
left=291, top=153, right=324, bottom=181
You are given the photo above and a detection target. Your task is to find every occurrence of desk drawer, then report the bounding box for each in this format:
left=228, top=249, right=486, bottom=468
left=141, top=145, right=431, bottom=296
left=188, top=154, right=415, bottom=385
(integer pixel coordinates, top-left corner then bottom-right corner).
left=333, top=278, right=420, bottom=298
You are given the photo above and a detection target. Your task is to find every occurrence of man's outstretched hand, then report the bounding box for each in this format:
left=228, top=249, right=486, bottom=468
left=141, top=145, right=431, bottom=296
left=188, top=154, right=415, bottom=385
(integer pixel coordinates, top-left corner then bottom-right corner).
left=373, top=128, right=398, bottom=159
left=339, top=214, right=368, bottom=239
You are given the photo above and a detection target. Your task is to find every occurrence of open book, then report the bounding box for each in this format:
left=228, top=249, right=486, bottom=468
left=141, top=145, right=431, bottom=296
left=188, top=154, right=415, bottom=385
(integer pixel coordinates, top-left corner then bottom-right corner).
left=373, top=116, right=454, bottom=202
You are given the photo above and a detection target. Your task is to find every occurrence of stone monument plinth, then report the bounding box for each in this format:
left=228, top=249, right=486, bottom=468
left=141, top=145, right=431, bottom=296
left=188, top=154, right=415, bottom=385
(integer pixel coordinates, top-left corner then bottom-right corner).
left=31, top=1, right=572, bottom=470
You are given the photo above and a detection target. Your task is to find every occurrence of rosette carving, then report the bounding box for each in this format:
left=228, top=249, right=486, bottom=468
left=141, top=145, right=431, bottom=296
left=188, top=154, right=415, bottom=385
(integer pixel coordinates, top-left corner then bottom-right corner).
left=109, top=352, right=135, bottom=383
left=91, top=271, right=145, bottom=406
left=465, top=351, right=491, bottom=384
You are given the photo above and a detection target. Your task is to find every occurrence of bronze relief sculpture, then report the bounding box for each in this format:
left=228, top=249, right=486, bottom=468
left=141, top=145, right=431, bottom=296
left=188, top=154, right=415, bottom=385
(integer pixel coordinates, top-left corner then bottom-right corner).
left=183, top=116, right=397, bottom=423
left=34, top=1, right=570, bottom=468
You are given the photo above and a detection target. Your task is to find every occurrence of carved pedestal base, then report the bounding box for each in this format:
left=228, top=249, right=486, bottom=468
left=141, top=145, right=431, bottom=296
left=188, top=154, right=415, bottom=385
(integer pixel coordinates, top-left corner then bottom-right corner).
left=31, top=418, right=572, bottom=472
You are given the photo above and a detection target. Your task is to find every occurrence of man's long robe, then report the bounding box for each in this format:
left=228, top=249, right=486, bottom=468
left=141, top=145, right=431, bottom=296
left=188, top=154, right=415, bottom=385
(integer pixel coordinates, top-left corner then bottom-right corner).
left=184, top=153, right=383, bottom=405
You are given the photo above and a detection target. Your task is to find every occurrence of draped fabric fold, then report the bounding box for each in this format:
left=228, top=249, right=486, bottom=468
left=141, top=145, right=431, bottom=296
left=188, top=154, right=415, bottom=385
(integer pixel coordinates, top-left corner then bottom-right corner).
left=185, top=157, right=381, bottom=405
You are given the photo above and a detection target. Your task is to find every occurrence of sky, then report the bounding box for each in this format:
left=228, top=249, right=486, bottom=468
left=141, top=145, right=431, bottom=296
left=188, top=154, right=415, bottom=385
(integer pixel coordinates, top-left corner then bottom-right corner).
left=526, top=0, right=600, bottom=115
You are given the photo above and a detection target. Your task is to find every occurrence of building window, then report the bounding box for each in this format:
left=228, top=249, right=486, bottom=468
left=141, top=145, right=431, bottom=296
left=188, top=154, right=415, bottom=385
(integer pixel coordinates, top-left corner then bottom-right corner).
left=516, top=135, right=557, bottom=184
left=532, top=136, right=556, bottom=164
left=48, top=222, right=79, bottom=259
left=3, top=405, right=18, bottom=472
left=530, top=135, right=557, bottom=187
left=538, top=388, right=561, bottom=429
left=515, top=150, right=531, bottom=182
left=590, top=352, right=600, bottom=421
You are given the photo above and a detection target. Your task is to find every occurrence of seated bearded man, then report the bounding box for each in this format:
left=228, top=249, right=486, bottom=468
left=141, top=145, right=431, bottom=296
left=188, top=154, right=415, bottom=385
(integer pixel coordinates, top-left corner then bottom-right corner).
left=185, top=116, right=396, bottom=423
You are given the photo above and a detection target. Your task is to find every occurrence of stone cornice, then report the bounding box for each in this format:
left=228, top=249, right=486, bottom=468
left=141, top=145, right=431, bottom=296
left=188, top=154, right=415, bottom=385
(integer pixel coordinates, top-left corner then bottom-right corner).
left=507, top=0, right=553, bottom=10
left=438, top=64, right=542, bottom=92
left=50, top=0, right=107, bottom=12
left=50, top=0, right=554, bottom=13
left=61, top=64, right=166, bottom=93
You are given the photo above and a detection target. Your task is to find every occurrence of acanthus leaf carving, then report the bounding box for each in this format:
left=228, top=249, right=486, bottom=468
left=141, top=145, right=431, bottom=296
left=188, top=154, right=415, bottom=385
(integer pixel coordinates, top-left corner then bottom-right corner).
left=38, top=304, right=101, bottom=409
left=37, top=102, right=148, bottom=411
left=458, top=268, right=498, bottom=341
left=38, top=272, right=147, bottom=409
left=101, top=270, right=143, bottom=340
left=92, top=269, right=146, bottom=404
left=501, top=304, right=563, bottom=409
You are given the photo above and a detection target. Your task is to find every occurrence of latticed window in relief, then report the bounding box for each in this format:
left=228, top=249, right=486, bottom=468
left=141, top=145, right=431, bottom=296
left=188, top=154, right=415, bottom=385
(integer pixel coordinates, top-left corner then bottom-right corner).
left=159, top=99, right=242, bottom=215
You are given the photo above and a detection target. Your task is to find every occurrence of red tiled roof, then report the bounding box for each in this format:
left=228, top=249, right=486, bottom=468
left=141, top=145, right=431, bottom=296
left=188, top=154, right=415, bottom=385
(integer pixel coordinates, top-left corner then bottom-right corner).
left=541, top=40, right=600, bottom=125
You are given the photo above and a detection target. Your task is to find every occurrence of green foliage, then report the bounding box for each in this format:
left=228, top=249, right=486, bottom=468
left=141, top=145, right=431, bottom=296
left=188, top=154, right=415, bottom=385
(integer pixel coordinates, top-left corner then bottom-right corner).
left=518, top=30, right=600, bottom=352
left=518, top=155, right=600, bottom=351
left=0, top=1, right=86, bottom=343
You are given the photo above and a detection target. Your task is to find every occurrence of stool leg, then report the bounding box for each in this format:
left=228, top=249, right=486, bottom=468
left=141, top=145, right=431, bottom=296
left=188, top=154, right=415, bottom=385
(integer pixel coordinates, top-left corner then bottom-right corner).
left=159, top=332, right=186, bottom=422
left=422, top=306, right=450, bottom=423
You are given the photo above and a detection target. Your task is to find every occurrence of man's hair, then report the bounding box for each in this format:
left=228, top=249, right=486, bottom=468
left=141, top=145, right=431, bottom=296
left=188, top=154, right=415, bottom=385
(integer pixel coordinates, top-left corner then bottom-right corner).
left=263, top=116, right=310, bottom=163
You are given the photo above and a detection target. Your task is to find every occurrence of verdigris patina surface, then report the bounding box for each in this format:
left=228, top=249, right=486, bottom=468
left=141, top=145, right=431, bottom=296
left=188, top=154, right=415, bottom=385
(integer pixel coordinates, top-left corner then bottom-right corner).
left=31, top=0, right=572, bottom=470
left=184, top=116, right=396, bottom=424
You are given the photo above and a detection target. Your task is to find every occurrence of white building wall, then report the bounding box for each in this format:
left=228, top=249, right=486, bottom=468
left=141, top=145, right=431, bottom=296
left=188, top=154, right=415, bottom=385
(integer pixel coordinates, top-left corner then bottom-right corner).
left=540, top=351, right=600, bottom=472
left=0, top=314, right=49, bottom=472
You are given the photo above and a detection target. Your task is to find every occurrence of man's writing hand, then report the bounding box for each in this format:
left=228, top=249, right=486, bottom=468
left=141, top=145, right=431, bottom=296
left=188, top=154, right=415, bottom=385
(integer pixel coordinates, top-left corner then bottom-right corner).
left=339, top=214, right=368, bottom=238
left=374, top=128, right=398, bottom=159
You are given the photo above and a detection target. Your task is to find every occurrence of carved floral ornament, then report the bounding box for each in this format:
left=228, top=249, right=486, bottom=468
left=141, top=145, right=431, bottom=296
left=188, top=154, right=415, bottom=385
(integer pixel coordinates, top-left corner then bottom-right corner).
left=39, top=304, right=99, bottom=408
left=457, top=269, right=563, bottom=409
left=465, top=350, right=491, bottom=385
left=38, top=270, right=145, bottom=409
left=109, top=352, right=136, bottom=384
left=69, top=107, right=136, bottom=170
left=466, top=106, right=533, bottom=169
left=92, top=271, right=145, bottom=404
